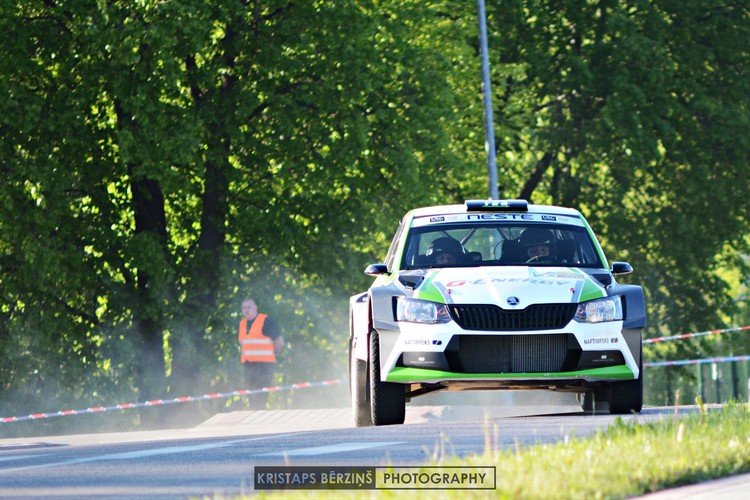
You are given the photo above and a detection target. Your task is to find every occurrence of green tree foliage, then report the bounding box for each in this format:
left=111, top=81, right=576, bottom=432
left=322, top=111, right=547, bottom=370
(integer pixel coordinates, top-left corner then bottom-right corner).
left=485, top=0, right=750, bottom=335
left=1, top=0, right=749, bottom=427
left=481, top=0, right=750, bottom=401
left=0, top=0, right=471, bottom=422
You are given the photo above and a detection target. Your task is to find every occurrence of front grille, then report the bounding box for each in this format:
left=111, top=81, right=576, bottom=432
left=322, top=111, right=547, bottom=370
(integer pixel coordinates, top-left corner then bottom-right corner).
left=449, top=303, right=577, bottom=331
left=447, top=334, right=577, bottom=373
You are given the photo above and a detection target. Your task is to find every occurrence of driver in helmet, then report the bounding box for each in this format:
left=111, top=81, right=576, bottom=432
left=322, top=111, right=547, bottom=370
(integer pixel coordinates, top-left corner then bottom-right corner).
left=519, top=227, right=556, bottom=263
left=426, top=236, right=464, bottom=266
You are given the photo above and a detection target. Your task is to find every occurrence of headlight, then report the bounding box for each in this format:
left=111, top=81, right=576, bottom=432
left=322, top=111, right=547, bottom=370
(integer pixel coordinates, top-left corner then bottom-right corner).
left=574, top=296, right=623, bottom=323
left=396, top=298, right=452, bottom=324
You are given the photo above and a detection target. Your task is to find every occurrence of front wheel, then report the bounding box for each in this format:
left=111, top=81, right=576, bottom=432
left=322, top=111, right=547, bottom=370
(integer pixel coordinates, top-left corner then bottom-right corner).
left=608, top=376, right=643, bottom=414
left=350, top=338, right=372, bottom=427
left=608, top=345, right=644, bottom=414
left=369, top=331, right=405, bottom=425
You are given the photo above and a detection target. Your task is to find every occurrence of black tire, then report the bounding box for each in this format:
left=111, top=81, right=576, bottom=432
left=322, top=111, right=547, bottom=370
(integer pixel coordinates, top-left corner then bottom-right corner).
left=350, top=339, right=372, bottom=427
left=609, top=346, right=644, bottom=414
left=369, top=331, right=405, bottom=425
left=608, top=376, right=643, bottom=414
left=580, top=391, right=593, bottom=412
left=581, top=388, right=608, bottom=413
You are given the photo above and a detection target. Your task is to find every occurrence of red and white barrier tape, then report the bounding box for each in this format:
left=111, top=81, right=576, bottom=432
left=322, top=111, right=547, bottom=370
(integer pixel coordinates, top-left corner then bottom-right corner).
left=5, top=329, right=750, bottom=424
left=644, top=354, right=750, bottom=368
left=643, top=325, right=750, bottom=344
left=0, top=378, right=344, bottom=424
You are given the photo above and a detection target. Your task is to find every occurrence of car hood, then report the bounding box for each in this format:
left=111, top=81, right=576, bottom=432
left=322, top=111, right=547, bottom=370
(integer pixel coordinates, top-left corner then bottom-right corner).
left=408, top=266, right=608, bottom=308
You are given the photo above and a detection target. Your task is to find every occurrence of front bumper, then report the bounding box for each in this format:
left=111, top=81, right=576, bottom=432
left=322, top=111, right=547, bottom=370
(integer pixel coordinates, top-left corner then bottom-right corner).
left=386, top=364, right=636, bottom=384
left=378, top=318, right=642, bottom=386
left=397, top=332, right=627, bottom=374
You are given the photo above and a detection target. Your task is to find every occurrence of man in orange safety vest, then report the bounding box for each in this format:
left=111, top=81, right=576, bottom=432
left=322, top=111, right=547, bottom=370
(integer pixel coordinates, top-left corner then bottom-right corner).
left=238, top=298, right=285, bottom=409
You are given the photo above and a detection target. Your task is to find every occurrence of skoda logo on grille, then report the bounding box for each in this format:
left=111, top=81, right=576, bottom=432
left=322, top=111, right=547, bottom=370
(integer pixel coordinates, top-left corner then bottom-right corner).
left=507, top=296, right=520, bottom=306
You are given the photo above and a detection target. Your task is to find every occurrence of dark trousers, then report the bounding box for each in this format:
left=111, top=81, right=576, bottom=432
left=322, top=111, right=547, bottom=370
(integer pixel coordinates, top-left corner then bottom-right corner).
left=242, top=362, right=276, bottom=410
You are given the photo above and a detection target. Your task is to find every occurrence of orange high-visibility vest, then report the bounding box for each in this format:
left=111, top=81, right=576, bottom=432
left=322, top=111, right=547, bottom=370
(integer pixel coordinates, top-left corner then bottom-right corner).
left=238, top=314, right=277, bottom=363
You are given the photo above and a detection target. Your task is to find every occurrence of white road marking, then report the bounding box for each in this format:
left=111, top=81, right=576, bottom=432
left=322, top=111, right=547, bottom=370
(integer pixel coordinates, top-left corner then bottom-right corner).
left=0, top=455, right=35, bottom=462
left=256, top=441, right=404, bottom=456
left=0, top=433, right=305, bottom=473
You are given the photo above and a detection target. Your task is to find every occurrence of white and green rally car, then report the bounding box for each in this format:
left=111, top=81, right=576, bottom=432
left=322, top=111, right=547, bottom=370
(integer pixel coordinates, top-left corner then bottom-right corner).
left=349, top=200, right=645, bottom=426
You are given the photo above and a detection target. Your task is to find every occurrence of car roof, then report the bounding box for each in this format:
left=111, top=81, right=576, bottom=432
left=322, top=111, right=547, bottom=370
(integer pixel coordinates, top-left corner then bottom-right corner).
left=407, top=202, right=583, bottom=218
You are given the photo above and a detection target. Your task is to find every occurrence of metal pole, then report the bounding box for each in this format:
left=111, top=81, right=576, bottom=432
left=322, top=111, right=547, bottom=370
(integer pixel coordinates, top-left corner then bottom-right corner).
left=477, top=0, right=498, bottom=200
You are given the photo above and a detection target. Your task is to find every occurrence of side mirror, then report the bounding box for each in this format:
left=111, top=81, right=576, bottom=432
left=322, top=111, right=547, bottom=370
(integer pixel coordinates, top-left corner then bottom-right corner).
left=364, top=263, right=389, bottom=276
left=611, top=261, right=633, bottom=276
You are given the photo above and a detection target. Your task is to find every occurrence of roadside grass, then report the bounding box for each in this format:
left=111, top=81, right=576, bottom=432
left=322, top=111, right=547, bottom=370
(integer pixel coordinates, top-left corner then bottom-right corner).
left=461, top=401, right=750, bottom=499
left=248, top=402, right=750, bottom=499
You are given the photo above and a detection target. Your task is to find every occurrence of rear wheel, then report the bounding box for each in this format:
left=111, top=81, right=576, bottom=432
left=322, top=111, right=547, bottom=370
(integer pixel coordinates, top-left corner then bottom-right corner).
left=369, top=331, right=405, bottom=425
left=350, top=338, right=372, bottom=427
left=580, top=388, right=608, bottom=413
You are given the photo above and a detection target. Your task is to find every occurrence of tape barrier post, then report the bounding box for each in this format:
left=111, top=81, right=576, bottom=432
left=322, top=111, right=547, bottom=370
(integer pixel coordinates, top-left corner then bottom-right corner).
left=0, top=378, right=344, bottom=424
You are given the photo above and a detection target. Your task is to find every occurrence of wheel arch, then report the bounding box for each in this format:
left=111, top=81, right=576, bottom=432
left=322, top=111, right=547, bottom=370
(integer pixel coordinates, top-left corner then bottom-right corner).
left=349, top=292, right=372, bottom=362
left=613, top=283, right=646, bottom=330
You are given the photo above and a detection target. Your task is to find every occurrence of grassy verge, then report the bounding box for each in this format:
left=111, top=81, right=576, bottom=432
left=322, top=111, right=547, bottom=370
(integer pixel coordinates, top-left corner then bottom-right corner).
left=466, top=401, right=750, bottom=499
left=253, top=402, right=749, bottom=499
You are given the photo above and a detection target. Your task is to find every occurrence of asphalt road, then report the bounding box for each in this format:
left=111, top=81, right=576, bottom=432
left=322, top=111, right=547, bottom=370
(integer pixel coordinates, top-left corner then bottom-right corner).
left=0, top=399, right=747, bottom=499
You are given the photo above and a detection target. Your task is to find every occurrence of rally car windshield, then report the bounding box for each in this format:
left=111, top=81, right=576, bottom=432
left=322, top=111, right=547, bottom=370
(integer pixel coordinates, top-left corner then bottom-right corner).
left=400, top=222, right=605, bottom=270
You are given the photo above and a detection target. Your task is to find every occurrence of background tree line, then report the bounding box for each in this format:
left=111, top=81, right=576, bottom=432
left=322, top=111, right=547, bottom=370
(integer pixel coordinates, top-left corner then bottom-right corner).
left=1, top=0, right=748, bottom=432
